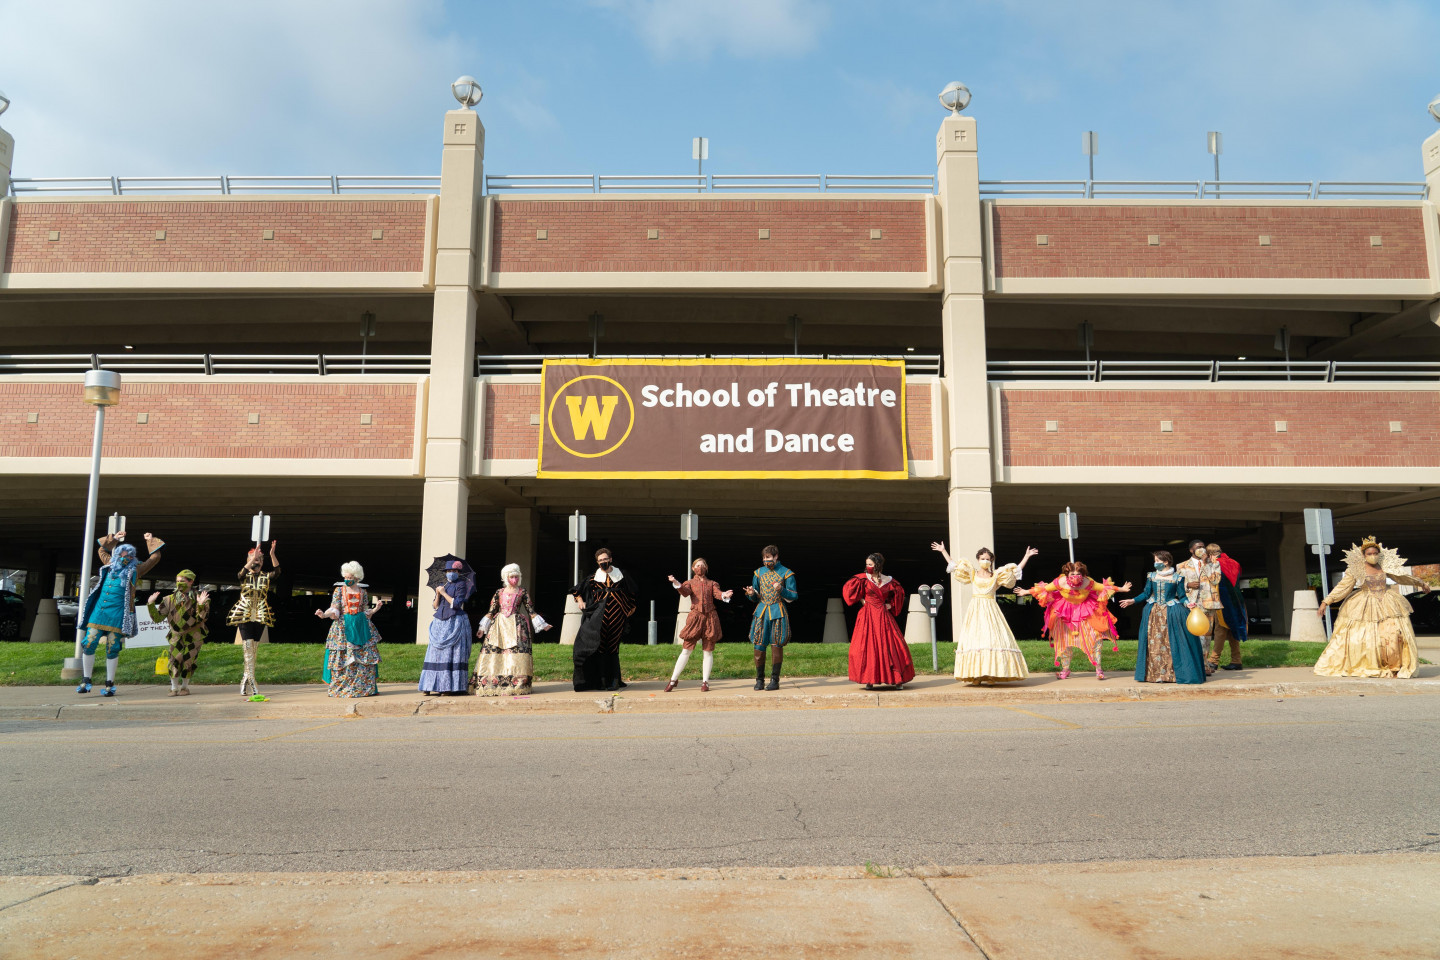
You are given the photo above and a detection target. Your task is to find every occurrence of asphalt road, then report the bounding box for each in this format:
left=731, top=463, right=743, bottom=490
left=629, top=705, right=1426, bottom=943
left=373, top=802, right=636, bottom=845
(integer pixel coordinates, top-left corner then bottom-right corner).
left=2, top=696, right=1438, bottom=875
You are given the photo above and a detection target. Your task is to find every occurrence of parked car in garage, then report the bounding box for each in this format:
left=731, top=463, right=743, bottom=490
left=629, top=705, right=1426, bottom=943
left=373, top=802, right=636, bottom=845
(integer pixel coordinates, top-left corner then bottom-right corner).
left=0, top=590, right=26, bottom=640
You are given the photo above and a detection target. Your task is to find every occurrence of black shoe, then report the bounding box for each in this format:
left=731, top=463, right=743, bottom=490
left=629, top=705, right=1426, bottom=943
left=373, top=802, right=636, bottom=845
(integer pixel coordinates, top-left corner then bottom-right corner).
left=765, top=677, right=779, bottom=691
left=754, top=676, right=764, bottom=690
left=606, top=680, right=620, bottom=692
left=1223, top=663, right=1242, bottom=671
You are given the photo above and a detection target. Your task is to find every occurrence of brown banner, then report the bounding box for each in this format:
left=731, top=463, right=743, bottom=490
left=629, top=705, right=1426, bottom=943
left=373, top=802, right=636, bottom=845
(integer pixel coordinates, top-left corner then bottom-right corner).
left=537, top=358, right=907, bottom=479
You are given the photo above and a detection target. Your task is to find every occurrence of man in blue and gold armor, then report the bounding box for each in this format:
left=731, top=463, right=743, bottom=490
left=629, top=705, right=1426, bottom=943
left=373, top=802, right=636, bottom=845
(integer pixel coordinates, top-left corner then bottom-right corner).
left=744, top=544, right=797, bottom=691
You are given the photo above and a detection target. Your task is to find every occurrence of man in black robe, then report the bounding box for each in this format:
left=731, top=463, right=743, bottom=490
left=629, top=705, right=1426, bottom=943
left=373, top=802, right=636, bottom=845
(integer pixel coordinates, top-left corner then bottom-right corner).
left=570, top=547, right=637, bottom=691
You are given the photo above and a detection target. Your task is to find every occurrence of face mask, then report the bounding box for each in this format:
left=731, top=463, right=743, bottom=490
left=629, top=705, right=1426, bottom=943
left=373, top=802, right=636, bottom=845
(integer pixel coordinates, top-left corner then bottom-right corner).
left=598, top=560, right=612, bottom=570
left=978, top=558, right=993, bottom=569
left=1365, top=553, right=1380, bottom=565
left=764, top=559, right=776, bottom=569
left=1154, top=561, right=1166, bottom=570
left=344, top=578, right=356, bottom=586
left=508, top=576, right=520, bottom=587
left=445, top=571, right=459, bottom=582
left=1066, top=575, right=1083, bottom=587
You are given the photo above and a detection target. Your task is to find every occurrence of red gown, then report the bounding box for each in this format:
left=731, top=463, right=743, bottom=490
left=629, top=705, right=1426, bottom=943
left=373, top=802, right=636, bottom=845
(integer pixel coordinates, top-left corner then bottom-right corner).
left=844, top=574, right=915, bottom=686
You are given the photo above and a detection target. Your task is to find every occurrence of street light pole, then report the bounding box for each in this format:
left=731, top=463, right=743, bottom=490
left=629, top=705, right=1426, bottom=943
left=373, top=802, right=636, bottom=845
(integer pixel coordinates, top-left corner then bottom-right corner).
left=66, top=370, right=121, bottom=678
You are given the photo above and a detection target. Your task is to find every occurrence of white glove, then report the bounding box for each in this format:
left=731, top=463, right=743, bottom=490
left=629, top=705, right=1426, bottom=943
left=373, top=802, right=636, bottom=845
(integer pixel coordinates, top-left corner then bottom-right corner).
left=531, top=614, right=548, bottom=631
left=478, top=616, right=492, bottom=634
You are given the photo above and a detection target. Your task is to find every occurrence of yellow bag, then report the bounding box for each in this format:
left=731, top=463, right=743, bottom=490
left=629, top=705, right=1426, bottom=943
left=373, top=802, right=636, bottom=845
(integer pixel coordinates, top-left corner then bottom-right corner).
left=155, top=655, right=170, bottom=675
left=1185, top=607, right=1211, bottom=637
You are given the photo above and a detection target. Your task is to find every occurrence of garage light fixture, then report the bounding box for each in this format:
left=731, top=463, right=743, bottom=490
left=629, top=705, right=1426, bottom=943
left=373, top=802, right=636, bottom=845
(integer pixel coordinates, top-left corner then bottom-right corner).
left=938, top=82, right=971, bottom=114
left=452, top=76, right=483, bottom=108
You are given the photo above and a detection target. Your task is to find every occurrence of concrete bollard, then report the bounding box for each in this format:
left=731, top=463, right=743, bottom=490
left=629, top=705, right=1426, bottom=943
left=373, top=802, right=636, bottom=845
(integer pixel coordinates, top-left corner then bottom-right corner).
left=822, top=597, right=848, bottom=643
left=559, top=594, right=583, bottom=646
left=904, top=593, right=932, bottom=646
left=29, top=599, right=59, bottom=643
left=1289, top=589, right=1327, bottom=643
left=672, top=594, right=692, bottom=643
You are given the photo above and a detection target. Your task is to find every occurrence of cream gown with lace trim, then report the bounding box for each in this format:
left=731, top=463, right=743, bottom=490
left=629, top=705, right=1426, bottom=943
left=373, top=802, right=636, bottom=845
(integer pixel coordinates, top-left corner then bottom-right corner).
left=952, top=561, right=1030, bottom=683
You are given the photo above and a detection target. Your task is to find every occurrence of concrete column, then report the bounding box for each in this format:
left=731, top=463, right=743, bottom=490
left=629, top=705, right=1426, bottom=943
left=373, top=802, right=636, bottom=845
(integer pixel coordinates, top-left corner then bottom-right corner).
left=0, top=121, right=14, bottom=271
left=0, top=120, right=13, bottom=197
left=415, top=108, right=486, bottom=644
left=20, top=551, right=57, bottom=640
left=1423, top=128, right=1440, bottom=201
left=935, top=113, right=995, bottom=644
left=1262, top=520, right=1308, bottom=638
left=504, top=507, right=539, bottom=590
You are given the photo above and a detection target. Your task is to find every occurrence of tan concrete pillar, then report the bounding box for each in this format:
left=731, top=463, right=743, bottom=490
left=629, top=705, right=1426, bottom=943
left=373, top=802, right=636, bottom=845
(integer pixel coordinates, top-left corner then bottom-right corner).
left=1423, top=128, right=1440, bottom=200
left=935, top=112, right=995, bottom=642
left=415, top=107, right=486, bottom=643
left=504, top=507, right=539, bottom=590
left=0, top=120, right=13, bottom=197
left=1262, top=520, right=1308, bottom=638
left=0, top=121, right=14, bottom=270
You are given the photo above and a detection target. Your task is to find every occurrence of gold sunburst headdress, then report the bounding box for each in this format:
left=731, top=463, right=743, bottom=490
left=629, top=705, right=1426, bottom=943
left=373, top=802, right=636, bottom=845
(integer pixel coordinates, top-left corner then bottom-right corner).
left=1341, top=536, right=1406, bottom=581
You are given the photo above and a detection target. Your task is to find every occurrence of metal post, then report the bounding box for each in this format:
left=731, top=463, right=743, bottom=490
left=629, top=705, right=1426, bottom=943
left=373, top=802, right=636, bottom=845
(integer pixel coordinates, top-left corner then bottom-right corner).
left=647, top=601, right=658, bottom=645
left=928, top=615, right=938, bottom=672
left=1317, top=550, right=1333, bottom=637
left=72, top=404, right=106, bottom=662
left=572, top=510, right=581, bottom=585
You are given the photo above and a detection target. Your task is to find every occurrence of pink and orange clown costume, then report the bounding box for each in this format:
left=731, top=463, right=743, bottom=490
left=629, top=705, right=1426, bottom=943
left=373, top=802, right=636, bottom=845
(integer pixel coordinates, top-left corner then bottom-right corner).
left=1022, top=562, right=1127, bottom=679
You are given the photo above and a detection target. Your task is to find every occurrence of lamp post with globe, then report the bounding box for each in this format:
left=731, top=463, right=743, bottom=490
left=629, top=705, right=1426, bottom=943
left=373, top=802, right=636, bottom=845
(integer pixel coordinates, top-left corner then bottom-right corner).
left=61, top=370, right=122, bottom=679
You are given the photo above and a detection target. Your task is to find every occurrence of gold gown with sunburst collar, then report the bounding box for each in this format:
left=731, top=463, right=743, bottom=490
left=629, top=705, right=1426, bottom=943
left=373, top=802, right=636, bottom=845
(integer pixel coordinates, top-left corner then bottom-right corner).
left=1314, top=541, right=1429, bottom=679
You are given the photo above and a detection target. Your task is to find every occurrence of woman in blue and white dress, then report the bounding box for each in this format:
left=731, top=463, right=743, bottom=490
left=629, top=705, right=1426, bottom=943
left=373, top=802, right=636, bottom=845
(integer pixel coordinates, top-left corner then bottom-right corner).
left=1120, top=550, right=1206, bottom=684
left=419, top=560, right=474, bottom=695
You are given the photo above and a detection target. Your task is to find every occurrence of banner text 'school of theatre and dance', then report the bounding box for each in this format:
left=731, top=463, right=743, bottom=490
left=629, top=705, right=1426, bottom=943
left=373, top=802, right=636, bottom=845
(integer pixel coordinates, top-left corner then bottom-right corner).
left=537, top=358, right=908, bottom=479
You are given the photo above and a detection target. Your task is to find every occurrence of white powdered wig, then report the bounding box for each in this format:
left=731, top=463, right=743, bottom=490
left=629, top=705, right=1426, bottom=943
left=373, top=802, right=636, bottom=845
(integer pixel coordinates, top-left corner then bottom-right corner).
left=341, top=560, right=365, bottom=581
left=500, top=563, right=522, bottom=584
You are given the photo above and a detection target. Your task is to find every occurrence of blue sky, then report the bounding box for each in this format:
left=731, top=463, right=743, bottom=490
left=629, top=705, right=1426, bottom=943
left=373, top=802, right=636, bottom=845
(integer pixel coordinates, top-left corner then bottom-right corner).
left=3, top=0, right=1437, bottom=184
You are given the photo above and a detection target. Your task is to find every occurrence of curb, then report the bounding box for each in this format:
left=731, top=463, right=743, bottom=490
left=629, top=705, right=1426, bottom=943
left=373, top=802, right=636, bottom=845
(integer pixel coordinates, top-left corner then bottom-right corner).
left=3, top=676, right=1437, bottom=721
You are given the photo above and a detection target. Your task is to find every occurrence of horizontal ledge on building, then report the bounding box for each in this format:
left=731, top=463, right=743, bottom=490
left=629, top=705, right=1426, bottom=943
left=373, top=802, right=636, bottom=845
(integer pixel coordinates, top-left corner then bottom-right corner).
left=0, top=272, right=435, bottom=293
left=471, top=460, right=942, bottom=480
left=990, top=380, right=1440, bottom=392
left=0, top=457, right=422, bottom=478
left=484, top=271, right=939, bottom=293
left=996, top=466, right=1440, bottom=484
left=984, top=197, right=1429, bottom=208
left=9, top=193, right=439, bottom=205
left=986, top=278, right=1438, bottom=297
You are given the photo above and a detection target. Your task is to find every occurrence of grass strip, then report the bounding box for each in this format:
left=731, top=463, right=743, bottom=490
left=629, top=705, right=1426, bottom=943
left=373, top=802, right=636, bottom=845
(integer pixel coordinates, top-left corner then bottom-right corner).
left=2, top=640, right=1326, bottom=686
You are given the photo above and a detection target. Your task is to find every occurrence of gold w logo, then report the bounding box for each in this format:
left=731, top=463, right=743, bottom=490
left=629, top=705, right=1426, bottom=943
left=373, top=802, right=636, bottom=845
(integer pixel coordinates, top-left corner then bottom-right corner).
left=564, top=395, right=620, bottom=440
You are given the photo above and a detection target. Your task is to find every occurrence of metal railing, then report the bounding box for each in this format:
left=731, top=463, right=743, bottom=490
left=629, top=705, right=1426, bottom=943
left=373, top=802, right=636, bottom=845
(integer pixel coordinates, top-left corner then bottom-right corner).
left=4, top=353, right=1438, bottom=382
left=986, top=359, right=1440, bottom=382
left=475, top=354, right=943, bottom=376
left=10, top=174, right=1426, bottom=200
left=0, top=354, right=431, bottom=375
left=483, top=173, right=937, bottom=194
left=8, top=175, right=441, bottom=196
left=982, top=179, right=1429, bottom=199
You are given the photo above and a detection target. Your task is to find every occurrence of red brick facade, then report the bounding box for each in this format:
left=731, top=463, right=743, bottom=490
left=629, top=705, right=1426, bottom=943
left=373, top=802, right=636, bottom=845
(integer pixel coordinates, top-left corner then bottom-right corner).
left=906, top=388, right=932, bottom=461
left=491, top=199, right=928, bottom=273
left=482, top=383, right=542, bottom=460
left=999, top=388, right=1439, bottom=467
left=0, top=382, right=418, bottom=459
left=480, top=380, right=935, bottom=462
left=991, top=205, right=1430, bottom=280
left=4, top=200, right=428, bottom=274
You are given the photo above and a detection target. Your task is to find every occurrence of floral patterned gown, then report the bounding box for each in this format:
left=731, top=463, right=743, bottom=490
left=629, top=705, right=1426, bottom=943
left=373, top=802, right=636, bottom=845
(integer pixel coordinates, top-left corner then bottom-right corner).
left=474, top=588, right=545, bottom=696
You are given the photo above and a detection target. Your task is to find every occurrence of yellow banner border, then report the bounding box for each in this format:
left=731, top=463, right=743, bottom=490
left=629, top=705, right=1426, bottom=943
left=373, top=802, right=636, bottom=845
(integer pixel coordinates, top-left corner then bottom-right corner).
left=537, top=357, right=908, bottom=480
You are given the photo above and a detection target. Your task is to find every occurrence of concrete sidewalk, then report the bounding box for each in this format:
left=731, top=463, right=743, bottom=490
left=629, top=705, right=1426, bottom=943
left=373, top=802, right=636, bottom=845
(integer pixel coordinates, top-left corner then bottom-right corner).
left=1, top=854, right=1435, bottom=959
left=2, top=660, right=1438, bottom=721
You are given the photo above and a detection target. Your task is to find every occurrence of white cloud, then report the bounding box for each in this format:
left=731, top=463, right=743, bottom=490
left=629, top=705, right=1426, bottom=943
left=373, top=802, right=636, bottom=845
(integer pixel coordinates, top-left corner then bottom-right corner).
left=592, top=0, right=829, bottom=59
left=0, top=0, right=467, bottom=176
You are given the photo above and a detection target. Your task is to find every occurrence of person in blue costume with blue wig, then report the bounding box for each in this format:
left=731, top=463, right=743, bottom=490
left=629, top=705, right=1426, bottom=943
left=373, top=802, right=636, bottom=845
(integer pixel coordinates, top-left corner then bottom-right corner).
left=743, top=544, right=797, bottom=691
left=79, top=531, right=165, bottom=696
left=1120, top=549, right=1207, bottom=684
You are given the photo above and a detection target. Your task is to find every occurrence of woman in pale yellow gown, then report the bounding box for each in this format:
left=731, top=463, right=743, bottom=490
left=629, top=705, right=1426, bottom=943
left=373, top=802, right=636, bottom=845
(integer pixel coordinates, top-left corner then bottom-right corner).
left=932, top=542, right=1038, bottom=684
left=1314, top=538, right=1431, bottom=679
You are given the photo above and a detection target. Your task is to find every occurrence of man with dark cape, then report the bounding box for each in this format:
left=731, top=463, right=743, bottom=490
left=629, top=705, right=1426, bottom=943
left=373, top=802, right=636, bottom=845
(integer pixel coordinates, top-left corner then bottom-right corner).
left=569, top=546, right=637, bottom=691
